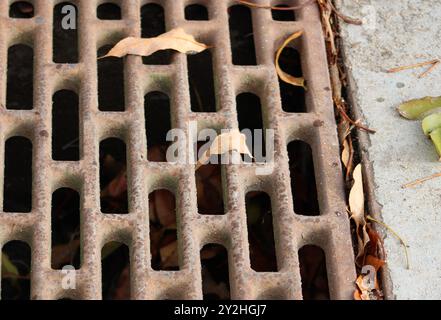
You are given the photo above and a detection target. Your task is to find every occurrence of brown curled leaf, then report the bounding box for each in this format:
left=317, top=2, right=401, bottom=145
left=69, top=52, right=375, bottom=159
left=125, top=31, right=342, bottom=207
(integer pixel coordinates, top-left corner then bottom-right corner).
left=100, top=28, right=209, bottom=59
left=275, top=31, right=306, bottom=89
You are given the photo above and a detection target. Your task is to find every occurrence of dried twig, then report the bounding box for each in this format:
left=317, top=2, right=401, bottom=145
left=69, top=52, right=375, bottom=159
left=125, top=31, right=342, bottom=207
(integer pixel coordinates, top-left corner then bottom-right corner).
left=334, top=98, right=377, bottom=134
left=402, top=172, right=441, bottom=189
left=387, top=59, right=440, bottom=78
left=367, top=215, right=410, bottom=270
left=326, top=0, right=362, bottom=25
left=419, top=60, right=440, bottom=78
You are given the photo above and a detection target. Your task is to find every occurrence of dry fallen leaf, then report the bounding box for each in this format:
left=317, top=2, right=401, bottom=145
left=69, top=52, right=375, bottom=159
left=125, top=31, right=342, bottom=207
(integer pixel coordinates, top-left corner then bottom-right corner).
left=349, top=164, right=370, bottom=262
left=100, top=28, right=209, bottom=59
left=354, top=274, right=382, bottom=300
left=196, top=130, right=253, bottom=170
left=341, top=139, right=350, bottom=169
left=275, top=31, right=306, bottom=89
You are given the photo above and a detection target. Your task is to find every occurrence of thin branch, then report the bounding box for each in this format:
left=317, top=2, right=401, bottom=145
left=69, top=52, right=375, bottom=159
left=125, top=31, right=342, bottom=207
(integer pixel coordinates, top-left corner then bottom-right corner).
left=419, top=60, right=440, bottom=78
left=402, top=172, right=441, bottom=189
left=327, top=0, right=362, bottom=25
left=387, top=59, right=440, bottom=78
left=334, top=98, right=377, bottom=133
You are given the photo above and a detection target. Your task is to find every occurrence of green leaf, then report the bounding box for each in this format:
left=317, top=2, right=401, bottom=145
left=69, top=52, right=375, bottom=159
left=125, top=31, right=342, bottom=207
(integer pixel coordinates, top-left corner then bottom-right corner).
left=430, top=127, right=441, bottom=160
left=397, top=96, right=441, bottom=120
left=422, top=113, right=441, bottom=135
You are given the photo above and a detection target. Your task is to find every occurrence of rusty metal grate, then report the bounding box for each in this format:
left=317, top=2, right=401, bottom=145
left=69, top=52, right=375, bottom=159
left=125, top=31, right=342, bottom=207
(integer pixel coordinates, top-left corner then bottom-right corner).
left=0, top=0, right=356, bottom=300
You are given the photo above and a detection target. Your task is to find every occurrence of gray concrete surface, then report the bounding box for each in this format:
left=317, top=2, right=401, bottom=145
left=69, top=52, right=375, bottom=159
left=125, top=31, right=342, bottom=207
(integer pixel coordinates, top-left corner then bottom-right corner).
left=336, top=0, right=441, bottom=299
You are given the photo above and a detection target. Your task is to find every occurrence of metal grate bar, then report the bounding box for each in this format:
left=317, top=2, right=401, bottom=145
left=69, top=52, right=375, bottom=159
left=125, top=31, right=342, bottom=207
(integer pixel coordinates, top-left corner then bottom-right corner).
left=0, top=0, right=356, bottom=300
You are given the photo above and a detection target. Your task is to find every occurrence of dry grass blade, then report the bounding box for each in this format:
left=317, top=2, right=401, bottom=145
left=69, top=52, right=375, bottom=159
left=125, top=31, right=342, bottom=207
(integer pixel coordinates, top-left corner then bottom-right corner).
left=275, top=31, right=306, bottom=89
left=99, top=28, right=209, bottom=59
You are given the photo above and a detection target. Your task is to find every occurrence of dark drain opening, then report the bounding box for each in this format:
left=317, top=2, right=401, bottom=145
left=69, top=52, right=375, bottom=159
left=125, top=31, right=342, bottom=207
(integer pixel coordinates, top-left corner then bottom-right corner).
left=201, top=244, right=230, bottom=300
left=185, top=4, right=209, bottom=20
left=149, top=189, right=179, bottom=271
left=141, top=3, right=172, bottom=65
left=237, top=92, right=266, bottom=160
left=279, top=47, right=305, bottom=112
left=53, top=2, right=78, bottom=64
left=9, top=1, right=34, bottom=18
left=229, top=5, right=257, bottom=66
left=145, top=92, right=172, bottom=162
left=196, top=140, right=225, bottom=215
left=299, top=245, right=330, bottom=300
left=288, top=140, right=320, bottom=216
left=1, top=241, right=31, bottom=300
left=102, top=242, right=130, bottom=300
left=6, top=44, right=33, bottom=110
left=52, top=90, right=80, bottom=161
left=97, top=3, right=122, bottom=20
left=3, top=137, right=32, bottom=213
left=51, top=188, right=81, bottom=270
left=99, top=138, right=129, bottom=214
left=246, top=192, right=278, bottom=272
left=98, top=45, right=125, bottom=112
left=188, top=50, right=216, bottom=113
left=272, top=4, right=296, bottom=21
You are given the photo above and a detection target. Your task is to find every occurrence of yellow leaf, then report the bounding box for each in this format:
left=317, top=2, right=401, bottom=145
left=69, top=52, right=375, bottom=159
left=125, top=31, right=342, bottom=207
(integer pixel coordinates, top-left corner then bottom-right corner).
left=275, top=31, right=306, bottom=89
left=100, top=28, right=209, bottom=59
left=196, top=130, right=253, bottom=170
left=341, top=139, right=350, bottom=169
left=349, top=164, right=370, bottom=260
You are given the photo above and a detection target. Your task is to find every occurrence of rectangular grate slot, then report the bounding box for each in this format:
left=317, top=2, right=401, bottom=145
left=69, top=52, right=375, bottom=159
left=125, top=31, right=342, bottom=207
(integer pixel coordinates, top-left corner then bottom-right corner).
left=7, top=44, right=33, bottom=110
left=0, top=0, right=356, bottom=300
left=3, top=137, right=32, bottom=213
left=53, top=2, right=78, bottom=63
left=52, top=90, right=80, bottom=161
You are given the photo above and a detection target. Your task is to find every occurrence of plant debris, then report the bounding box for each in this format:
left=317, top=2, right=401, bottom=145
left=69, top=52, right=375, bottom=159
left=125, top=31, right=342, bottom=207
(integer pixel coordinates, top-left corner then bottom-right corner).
left=349, top=164, right=370, bottom=262
left=397, top=96, right=441, bottom=159
left=196, top=130, right=253, bottom=170
left=387, top=59, right=440, bottom=79
left=275, top=31, right=306, bottom=89
left=397, top=96, right=441, bottom=120
left=99, top=28, right=209, bottom=59
left=402, top=171, right=441, bottom=189
left=367, top=215, right=409, bottom=270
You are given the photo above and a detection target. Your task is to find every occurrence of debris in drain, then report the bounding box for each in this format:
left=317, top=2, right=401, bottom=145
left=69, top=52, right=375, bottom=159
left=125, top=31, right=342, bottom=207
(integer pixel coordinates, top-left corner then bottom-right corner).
left=275, top=31, right=306, bottom=89
left=196, top=130, right=253, bottom=170
left=99, top=28, right=209, bottom=59
left=348, top=164, right=387, bottom=300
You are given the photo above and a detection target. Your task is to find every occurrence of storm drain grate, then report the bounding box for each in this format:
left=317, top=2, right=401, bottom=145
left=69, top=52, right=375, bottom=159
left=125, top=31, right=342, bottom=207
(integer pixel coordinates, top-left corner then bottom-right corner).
left=0, top=0, right=356, bottom=299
